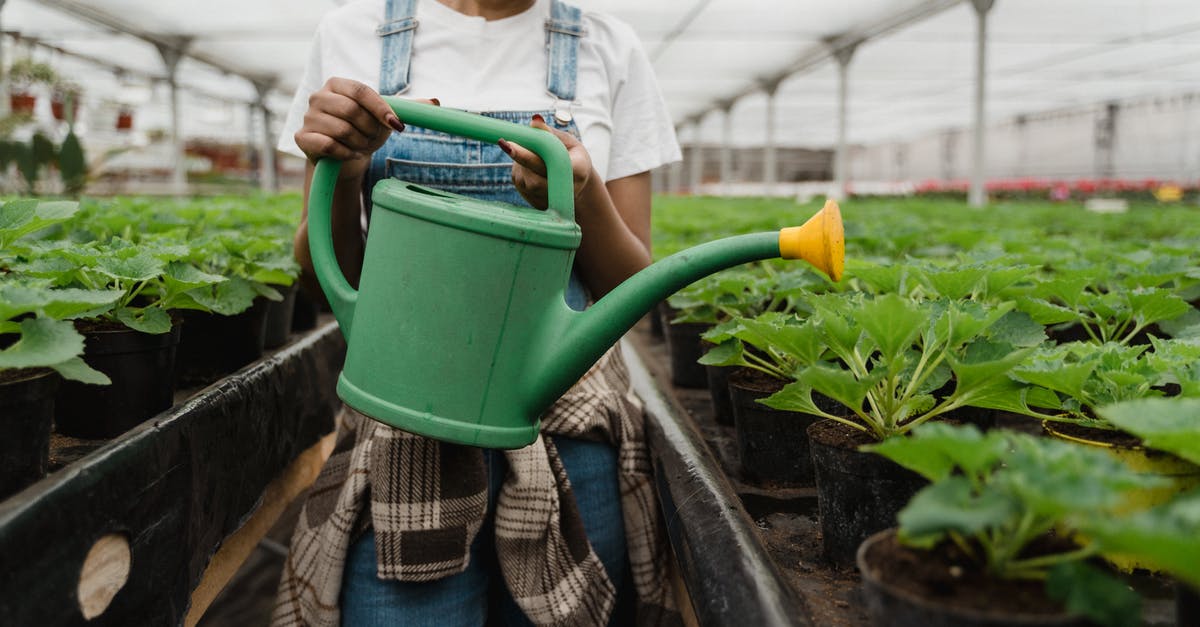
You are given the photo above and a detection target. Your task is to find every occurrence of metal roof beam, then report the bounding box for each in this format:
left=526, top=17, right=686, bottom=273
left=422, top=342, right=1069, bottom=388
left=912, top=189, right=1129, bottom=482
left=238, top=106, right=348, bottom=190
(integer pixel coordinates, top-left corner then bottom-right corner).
left=686, top=0, right=961, bottom=121
left=31, top=0, right=278, bottom=88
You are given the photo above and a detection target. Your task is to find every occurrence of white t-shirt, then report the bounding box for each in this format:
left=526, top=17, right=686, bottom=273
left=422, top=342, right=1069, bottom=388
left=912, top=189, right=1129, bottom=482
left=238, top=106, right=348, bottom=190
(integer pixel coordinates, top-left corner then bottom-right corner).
left=278, top=0, right=681, bottom=181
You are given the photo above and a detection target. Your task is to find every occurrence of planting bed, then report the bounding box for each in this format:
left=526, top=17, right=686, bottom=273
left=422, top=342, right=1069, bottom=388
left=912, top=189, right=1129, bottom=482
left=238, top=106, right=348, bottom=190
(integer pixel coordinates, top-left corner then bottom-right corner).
left=0, top=318, right=343, bottom=626
left=627, top=320, right=1182, bottom=626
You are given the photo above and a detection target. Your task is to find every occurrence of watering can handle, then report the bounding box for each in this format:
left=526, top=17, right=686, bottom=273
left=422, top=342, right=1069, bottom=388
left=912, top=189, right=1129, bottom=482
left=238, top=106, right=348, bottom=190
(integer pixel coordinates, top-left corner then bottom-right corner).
left=308, top=98, right=577, bottom=338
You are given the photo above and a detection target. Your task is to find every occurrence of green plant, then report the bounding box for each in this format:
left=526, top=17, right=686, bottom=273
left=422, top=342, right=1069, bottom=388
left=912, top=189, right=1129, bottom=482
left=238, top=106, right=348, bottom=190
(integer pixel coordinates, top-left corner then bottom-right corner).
left=15, top=132, right=58, bottom=195
left=1097, top=397, right=1200, bottom=466
left=867, top=423, right=1169, bottom=627
left=7, top=58, right=57, bottom=91
left=1013, top=270, right=1191, bottom=345
left=0, top=282, right=122, bottom=383
left=1011, top=341, right=1176, bottom=430
left=13, top=237, right=227, bottom=333
left=744, top=292, right=1048, bottom=440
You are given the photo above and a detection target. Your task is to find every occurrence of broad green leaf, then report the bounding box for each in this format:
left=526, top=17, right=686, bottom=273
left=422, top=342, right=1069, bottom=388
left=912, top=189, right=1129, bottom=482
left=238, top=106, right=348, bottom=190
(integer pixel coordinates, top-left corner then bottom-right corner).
left=114, top=307, right=173, bottom=335
left=866, top=422, right=1007, bottom=482
left=1045, top=562, right=1141, bottom=627
left=185, top=277, right=257, bottom=315
left=987, top=310, right=1048, bottom=348
left=0, top=285, right=123, bottom=321
left=795, top=364, right=878, bottom=418
left=51, top=356, right=111, bottom=385
left=761, top=380, right=849, bottom=421
left=95, top=250, right=164, bottom=282
left=1081, top=490, right=1200, bottom=589
left=0, top=317, right=84, bottom=369
left=859, top=293, right=925, bottom=363
left=697, top=339, right=748, bottom=368
left=1096, top=398, right=1200, bottom=465
left=896, top=476, right=1017, bottom=546
left=1127, top=288, right=1189, bottom=327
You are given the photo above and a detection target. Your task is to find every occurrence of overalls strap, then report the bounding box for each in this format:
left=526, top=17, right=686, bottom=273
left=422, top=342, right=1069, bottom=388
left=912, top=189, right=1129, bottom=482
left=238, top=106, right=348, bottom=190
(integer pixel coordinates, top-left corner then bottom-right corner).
left=377, top=0, right=584, bottom=100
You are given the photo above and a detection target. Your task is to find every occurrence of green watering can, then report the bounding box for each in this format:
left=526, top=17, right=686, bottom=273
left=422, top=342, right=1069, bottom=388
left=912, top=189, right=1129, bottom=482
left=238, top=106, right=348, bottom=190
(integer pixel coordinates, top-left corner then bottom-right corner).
left=309, top=98, right=843, bottom=449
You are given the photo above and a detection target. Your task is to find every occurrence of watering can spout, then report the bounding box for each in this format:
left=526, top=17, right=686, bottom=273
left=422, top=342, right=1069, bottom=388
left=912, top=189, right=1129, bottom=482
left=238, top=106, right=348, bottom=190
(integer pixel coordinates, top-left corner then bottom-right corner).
left=528, top=200, right=844, bottom=414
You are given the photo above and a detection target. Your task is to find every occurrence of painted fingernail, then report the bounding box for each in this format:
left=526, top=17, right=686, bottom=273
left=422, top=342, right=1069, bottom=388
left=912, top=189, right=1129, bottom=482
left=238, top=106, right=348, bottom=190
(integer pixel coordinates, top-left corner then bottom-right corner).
left=430, top=97, right=441, bottom=106
left=386, top=115, right=404, bottom=132
left=498, top=138, right=514, bottom=156
left=531, top=114, right=545, bottom=125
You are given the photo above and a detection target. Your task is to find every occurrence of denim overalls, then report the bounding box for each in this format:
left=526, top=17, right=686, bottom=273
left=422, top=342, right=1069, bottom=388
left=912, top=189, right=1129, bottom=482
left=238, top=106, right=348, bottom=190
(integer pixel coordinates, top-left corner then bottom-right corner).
left=341, top=2, right=631, bottom=624
left=364, top=0, right=590, bottom=311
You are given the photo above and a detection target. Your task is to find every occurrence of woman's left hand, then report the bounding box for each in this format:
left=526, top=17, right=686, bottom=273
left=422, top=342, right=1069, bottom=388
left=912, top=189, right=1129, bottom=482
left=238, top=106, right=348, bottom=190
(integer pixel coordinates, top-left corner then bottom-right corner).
left=499, top=115, right=596, bottom=210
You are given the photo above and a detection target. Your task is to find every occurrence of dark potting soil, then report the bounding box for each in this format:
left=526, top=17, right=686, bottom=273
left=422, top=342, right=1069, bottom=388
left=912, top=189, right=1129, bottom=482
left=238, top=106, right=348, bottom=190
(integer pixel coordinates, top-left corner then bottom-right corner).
left=808, top=416, right=875, bottom=449
left=0, top=367, right=48, bottom=385
left=861, top=531, right=1080, bottom=618
left=728, top=366, right=787, bottom=394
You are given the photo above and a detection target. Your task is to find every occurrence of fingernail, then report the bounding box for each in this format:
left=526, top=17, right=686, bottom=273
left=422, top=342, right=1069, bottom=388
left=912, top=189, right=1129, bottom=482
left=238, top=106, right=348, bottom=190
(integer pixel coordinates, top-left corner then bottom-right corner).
left=430, top=97, right=441, bottom=106
left=386, top=115, right=404, bottom=132
left=498, top=138, right=513, bottom=156
left=531, top=114, right=545, bottom=125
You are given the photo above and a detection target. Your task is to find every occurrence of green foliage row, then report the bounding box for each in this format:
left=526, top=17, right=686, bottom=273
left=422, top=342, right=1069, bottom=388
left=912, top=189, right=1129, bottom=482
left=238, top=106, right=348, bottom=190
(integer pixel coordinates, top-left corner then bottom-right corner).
left=0, top=195, right=301, bottom=382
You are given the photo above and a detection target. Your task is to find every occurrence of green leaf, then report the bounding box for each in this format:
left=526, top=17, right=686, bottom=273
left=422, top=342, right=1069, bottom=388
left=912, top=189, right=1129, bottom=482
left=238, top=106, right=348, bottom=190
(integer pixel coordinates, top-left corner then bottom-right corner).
left=697, top=339, right=748, bottom=368
left=866, top=422, right=1008, bottom=482
left=761, top=380, right=843, bottom=420
left=795, top=364, right=878, bottom=418
left=95, top=250, right=165, bottom=282
left=0, top=285, right=123, bottom=321
left=114, top=307, right=173, bottom=335
left=896, top=476, right=1017, bottom=546
left=987, top=310, right=1048, bottom=348
left=1096, top=398, right=1200, bottom=465
left=0, top=317, right=84, bottom=369
left=1127, top=288, right=1189, bottom=327
left=51, top=356, right=111, bottom=385
left=858, top=293, right=925, bottom=363
left=186, top=277, right=257, bottom=315
left=1044, top=562, right=1141, bottom=627
left=1081, top=490, right=1200, bottom=589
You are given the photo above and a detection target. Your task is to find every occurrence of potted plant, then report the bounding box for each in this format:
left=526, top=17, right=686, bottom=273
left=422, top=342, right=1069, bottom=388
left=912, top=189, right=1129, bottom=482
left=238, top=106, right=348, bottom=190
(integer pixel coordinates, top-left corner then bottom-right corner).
left=699, top=309, right=839, bottom=485
left=115, top=106, right=134, bottom=131
left=1012, top=340, right=1200, bottom=515
left=11, top=233, right=226, bottom=438
left=7, top=58, right=56, bottom=115
left=859, top=422, right=1171, bottom=627
left=0, top=283, right=121, bottom=497
left=50, top=80, right=82, bottom=123
left=758, top=291, right=1049, bottom=564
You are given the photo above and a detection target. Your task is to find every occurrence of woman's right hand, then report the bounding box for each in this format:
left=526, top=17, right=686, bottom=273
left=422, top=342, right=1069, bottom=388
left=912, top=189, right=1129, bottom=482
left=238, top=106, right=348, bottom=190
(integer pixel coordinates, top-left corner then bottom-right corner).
left=293, top=78, right=409, bottom=181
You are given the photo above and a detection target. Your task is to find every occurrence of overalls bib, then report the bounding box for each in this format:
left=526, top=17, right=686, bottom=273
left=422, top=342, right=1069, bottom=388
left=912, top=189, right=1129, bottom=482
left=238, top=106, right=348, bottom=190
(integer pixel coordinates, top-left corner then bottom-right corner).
left=366, top=0, right=590, bottom=311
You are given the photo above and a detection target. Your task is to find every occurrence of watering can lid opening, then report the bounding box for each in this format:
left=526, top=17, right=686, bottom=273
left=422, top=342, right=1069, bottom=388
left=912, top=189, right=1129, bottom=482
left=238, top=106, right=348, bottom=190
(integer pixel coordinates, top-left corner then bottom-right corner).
left=372, top=179, right=582, bottom=250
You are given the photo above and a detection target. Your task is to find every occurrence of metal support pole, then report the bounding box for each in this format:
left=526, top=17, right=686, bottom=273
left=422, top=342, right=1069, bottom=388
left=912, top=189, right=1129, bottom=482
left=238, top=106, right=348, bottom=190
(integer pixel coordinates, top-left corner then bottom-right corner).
left=968, top=0, right=995, bottom=207
left=155, top=38, right=191, bottom=196
left=688, top=117, right=704, bottom=194
left=719, top=101, right=733, bottom=195
left=1095, top=102, right=1118, bottom=180
left=253, top=80, right=278, bottom=192
left=831, top=41, right=859, bottom=202
left=667, top=126, right=682, bottom=194
left=762, top=79, right=781, bottom=196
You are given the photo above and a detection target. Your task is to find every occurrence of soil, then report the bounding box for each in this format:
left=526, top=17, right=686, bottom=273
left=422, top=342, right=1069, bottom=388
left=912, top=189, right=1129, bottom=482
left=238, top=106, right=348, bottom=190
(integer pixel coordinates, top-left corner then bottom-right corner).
left=728, top=367, right=787, bottom=394
left=862, top=530, right=1077, bottom=617
left=809, top=417, right=875, bottom=449
left=0, top=367, right=50, bottom=385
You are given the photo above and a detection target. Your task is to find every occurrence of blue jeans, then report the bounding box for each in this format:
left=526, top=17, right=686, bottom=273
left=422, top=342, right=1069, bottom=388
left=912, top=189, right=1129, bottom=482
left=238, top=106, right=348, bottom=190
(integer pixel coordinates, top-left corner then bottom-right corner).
left=340, top=438, right=631, bottom=626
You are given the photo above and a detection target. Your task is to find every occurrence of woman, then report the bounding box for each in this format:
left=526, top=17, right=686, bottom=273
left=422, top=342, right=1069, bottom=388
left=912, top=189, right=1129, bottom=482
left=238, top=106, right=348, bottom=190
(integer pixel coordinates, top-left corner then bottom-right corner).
left=273, top=1, right=682, bottom=626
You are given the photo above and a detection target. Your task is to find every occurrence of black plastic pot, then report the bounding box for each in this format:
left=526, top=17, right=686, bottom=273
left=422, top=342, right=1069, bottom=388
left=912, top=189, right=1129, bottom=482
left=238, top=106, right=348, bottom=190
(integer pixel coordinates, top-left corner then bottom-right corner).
left=291, top=286, right=321, bottom=333
left=1180, top=583, right=1200, bottom=626
left=704, top=362, right=735, bottom=426
left=809, top=419, right=928, bottom=566
left=175, top=297, right=270, bottom=387
left=660, top=307, right=708, bottom=389
left=0, top=369, right=59, bottom=499
left=729, top=369, right=822, bottom=486
left=263, top=284, right=298, bottom=349
left=857, top=530, right=1093, bottom=627
left=55, top=321, right=182, bottom=439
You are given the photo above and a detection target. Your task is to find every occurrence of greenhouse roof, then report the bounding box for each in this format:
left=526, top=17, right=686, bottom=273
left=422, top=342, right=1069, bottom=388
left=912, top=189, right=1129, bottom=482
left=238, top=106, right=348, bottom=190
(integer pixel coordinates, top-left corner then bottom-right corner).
left=4, top=0, right=1199, bottom=147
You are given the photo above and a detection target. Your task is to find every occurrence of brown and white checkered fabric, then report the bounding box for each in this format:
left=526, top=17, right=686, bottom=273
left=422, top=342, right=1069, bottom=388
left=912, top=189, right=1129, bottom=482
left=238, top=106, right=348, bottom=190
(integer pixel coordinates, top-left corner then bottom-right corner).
left=271, top=345, right=680, bottom=627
